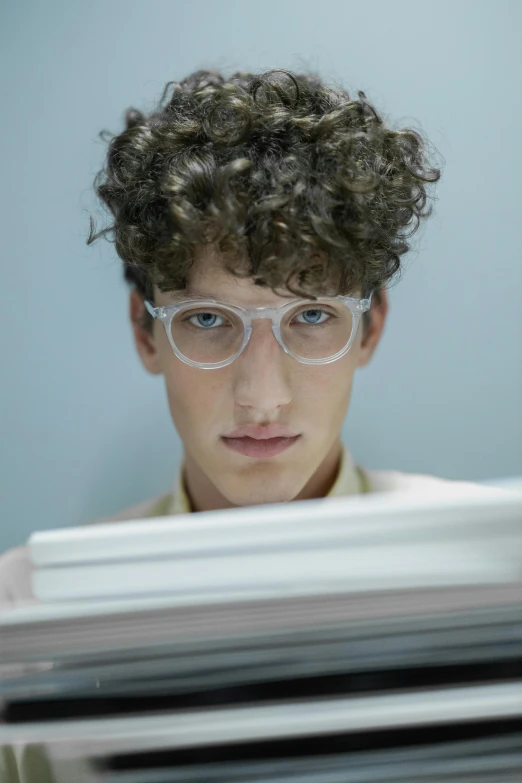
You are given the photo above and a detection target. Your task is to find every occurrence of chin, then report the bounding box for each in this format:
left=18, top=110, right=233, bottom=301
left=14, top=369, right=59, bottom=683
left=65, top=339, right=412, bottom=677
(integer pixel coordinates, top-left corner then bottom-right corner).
left=219, top=472, right=306, bottom=507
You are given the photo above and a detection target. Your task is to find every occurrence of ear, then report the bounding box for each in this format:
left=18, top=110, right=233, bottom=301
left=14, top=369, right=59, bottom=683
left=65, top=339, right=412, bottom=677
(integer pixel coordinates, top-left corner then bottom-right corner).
left=357, top=289, right=389, bottom=368
left=129, top=289, right=163, bottom=375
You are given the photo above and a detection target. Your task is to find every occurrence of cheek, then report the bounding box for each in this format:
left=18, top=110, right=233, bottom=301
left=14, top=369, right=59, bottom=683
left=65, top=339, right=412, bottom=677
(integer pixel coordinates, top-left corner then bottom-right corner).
left=155, top=329, right=211, bottom=414
left=296, top=351, right=358, bottom=408
left=284, top=357, right=357, bottom=447
left=306, top=368, right=353, bottom=423
left=159, top=350, right=230, bottom=436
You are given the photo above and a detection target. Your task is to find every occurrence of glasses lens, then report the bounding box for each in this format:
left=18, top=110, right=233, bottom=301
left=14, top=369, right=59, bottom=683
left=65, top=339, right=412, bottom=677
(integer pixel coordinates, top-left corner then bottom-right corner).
left=171, top=305, right=245, bottom=364
left=281, top=301, right=354, bottom=360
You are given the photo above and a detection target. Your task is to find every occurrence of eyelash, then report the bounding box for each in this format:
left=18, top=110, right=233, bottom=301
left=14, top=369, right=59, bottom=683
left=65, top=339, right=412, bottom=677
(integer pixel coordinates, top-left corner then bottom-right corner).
left=187, top=313, right=227, bottom=328
left=293, top=309, right=331, bottom=325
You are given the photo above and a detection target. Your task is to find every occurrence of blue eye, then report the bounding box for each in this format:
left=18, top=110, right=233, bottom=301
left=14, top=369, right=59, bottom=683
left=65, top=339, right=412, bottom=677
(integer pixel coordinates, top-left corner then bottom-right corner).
left=296, top=309, right=329, bottom=325
left=198, top=313, right=216, bottom=327
left=189, top=312, right=225, bottom=328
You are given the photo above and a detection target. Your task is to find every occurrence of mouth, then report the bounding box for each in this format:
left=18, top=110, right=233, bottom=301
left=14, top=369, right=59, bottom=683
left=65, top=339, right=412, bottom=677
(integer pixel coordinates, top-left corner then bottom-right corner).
left=220, top=435, right=301, bottom=459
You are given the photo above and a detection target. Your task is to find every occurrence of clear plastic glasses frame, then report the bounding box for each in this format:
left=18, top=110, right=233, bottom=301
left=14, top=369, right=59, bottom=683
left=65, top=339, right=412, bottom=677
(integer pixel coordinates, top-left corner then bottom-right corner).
left=144, top=294, right=372, bottom=369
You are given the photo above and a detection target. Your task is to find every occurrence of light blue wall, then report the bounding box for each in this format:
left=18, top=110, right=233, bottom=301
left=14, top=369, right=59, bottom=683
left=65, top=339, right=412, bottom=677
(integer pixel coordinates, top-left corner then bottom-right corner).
left=1, top=0, right=521, bottom=552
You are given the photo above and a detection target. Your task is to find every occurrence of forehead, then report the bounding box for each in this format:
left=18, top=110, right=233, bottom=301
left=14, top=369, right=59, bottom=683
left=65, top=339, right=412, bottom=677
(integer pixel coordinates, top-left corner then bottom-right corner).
left=159, top=244, right=306, bottom=307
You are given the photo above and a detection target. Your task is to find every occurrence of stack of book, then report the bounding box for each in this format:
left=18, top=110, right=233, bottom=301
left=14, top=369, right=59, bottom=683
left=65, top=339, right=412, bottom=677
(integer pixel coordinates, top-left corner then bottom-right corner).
left=1, top=489, right=521, bottom=782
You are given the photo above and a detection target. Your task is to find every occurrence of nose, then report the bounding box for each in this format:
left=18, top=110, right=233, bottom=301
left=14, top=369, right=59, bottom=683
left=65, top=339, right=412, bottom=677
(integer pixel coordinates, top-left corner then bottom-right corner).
left=233, top=320, right=292, bottom=413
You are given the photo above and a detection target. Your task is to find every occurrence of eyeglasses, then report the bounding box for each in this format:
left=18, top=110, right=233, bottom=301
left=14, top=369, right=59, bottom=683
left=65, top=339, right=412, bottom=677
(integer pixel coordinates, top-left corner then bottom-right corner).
left=144, top=294, right=372, bottom=369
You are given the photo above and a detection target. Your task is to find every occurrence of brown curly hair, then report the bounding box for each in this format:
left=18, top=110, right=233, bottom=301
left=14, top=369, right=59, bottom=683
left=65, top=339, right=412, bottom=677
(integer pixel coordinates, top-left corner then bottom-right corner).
left=88, top=68, right=441, bottom=320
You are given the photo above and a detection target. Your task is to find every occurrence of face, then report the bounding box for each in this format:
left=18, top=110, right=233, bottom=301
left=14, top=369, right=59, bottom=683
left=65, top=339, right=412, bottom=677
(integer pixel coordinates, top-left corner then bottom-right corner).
left=130, top=245, right=388, bottom=511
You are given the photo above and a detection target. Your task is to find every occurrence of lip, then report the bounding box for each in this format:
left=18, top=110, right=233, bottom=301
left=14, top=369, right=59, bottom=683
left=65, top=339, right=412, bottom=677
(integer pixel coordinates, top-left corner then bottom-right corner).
left=224, top=424, right=299, bottom=440
left=221, top=434, right=301, bottom=459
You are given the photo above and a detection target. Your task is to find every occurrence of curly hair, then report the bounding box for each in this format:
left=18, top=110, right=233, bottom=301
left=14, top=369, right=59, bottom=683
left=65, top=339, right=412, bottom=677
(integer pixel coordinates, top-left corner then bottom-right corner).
left=88, top=68, right=441, bottom=317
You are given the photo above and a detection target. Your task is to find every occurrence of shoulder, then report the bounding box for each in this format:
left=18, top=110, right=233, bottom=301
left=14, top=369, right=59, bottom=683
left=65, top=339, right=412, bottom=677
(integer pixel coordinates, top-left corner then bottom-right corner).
left=364, top=467, right=509, bottom=498
left=0, top=545, right=35, bottom=609
left=0, top=492, right=174, bottom=610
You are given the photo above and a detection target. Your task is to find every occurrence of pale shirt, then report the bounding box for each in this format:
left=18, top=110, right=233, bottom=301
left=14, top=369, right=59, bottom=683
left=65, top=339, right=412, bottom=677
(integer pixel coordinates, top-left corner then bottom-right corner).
left=0, top=449, right=500, bottom=610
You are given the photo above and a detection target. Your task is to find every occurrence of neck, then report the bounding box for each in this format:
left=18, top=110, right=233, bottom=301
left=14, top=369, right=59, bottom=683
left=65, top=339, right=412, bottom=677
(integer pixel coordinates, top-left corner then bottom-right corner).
left=182, top=439, right=344, bottom=513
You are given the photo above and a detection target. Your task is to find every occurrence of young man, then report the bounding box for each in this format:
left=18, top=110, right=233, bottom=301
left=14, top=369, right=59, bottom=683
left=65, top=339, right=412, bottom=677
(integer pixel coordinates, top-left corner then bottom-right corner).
left=0, top=68, right=489, bottom=607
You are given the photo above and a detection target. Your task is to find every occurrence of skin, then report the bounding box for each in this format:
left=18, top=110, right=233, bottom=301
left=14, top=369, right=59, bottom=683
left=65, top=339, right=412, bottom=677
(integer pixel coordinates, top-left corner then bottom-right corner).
left=130, top=244, right=388, bottom=512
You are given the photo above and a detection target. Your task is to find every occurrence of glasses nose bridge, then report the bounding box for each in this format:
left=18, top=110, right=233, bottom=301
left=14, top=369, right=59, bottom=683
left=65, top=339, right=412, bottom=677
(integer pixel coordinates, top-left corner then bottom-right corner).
left=242, top=307, right=286, bottom=356
left=245, top=307, right=283, bottom=339
left=247, top=305, right=282, bottom=325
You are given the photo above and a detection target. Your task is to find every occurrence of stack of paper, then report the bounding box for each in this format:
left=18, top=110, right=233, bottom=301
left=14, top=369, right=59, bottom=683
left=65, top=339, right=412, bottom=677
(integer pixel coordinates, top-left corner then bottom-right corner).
left=27, top=489, right=522, bottom=603
left=0, top=489, right=521, bottom=782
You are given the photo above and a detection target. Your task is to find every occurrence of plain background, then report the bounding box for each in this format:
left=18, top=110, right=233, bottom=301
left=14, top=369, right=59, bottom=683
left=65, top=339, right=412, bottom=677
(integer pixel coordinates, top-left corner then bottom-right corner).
left=1, top=0, right=521, bottom=553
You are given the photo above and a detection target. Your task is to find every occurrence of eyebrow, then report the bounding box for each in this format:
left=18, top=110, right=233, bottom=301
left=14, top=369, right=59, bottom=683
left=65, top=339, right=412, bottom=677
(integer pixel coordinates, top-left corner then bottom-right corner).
left=168, top=290, right=219, bottom=302
left=166, top=291, right=331, bottom=307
